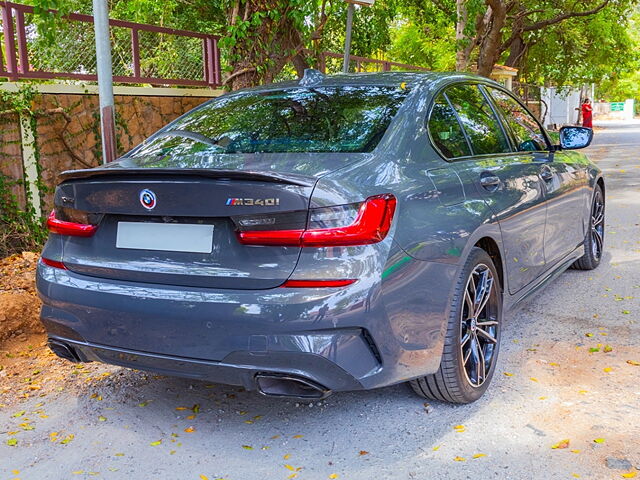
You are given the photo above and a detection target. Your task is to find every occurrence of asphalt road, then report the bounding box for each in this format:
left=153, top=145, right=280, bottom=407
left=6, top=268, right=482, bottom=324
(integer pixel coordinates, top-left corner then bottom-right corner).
left=2, top=121, right=640, bottom=480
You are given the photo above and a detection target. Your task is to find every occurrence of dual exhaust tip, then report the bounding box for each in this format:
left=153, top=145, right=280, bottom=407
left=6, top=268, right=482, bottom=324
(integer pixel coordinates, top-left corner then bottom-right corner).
left=48, top=339, right=82, bottom=363
left=256, top=374, right=331, bottom=400
left=47, top=339, right=331, bottom=400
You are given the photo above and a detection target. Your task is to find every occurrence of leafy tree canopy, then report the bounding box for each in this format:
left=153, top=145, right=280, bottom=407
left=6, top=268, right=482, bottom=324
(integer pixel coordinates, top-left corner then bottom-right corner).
left=23, top=0, right=640, bottom=90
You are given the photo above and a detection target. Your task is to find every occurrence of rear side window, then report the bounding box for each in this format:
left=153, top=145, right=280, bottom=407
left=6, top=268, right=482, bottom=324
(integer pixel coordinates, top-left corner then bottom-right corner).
left=445, top=85, right=510, bottom=155
left=128, top=86, right=410, bottom=156
left=428, top=94, right=471, bottom=159
left=488, top=88, right=548, bottom=152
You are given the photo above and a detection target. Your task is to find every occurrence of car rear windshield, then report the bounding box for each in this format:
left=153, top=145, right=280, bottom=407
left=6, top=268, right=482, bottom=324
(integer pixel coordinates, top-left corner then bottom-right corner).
left=128, top=86, right=410, bottom=156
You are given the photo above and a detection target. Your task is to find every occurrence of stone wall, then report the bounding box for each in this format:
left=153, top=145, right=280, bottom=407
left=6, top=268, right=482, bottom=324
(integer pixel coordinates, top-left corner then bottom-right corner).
left=1, top=90, right=212, bottom=213
left=36, top=93, right=211, bottom=210
left=0, top=112, right=25, bottom=209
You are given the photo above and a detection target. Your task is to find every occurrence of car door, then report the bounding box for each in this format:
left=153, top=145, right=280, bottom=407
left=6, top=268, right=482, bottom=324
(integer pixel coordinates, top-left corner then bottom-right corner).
left=485, top=87, right=586, bottom=268
left=436, top=83, right=548, bottom=294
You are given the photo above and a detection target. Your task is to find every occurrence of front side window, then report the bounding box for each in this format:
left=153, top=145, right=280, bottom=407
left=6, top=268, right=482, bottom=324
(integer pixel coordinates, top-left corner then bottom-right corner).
left=428, top=94, right=471, bottom=159
left=488, top=88, right=548, bottom=152
left=445, top=84, right=510, bottom=156
left=127, top=86, right=410, bottom=157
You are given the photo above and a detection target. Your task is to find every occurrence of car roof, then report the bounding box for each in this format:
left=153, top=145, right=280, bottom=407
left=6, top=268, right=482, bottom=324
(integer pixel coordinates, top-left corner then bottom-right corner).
left=229, top=71, right=503, bottom=94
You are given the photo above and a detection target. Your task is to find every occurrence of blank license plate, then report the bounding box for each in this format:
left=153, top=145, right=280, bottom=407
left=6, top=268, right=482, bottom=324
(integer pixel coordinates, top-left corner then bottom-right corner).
left=116, top=222, right=214, bottom=253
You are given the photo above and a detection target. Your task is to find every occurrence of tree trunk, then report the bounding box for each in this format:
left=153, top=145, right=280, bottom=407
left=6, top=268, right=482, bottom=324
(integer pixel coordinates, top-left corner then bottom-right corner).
left=455, top=0, right=470, bottom=71
left=505, top=34, right=527, bottom=69
left=476, top=1, right=507, bottom=77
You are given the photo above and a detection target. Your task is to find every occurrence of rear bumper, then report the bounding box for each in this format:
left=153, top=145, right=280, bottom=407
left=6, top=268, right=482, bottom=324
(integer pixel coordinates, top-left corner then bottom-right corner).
left=48, top=337, right=361, bottom=395
left=37, top=256, right=457, bottom=393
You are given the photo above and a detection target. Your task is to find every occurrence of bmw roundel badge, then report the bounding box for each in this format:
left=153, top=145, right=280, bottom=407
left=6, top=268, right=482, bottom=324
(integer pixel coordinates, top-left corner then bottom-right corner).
left=139, top=189, right=157, bottom=210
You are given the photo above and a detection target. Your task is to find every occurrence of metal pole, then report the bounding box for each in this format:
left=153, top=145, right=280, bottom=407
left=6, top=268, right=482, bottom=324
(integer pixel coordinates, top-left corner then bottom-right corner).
left=92, top=0, right=116, bottom=164
left=342, top=3, right=354, bottom=73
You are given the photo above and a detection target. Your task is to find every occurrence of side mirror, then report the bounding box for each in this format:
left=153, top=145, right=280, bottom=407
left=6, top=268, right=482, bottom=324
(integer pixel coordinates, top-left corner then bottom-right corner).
left=558, top=126, right=593, bottom=150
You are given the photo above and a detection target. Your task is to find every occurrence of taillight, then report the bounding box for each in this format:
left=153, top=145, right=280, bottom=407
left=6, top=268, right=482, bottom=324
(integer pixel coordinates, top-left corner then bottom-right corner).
left=236, top=194, right=396, bottom=247
left=47, top=210, right=98, bottom=237
left=41, top=257, right=67, bottom=269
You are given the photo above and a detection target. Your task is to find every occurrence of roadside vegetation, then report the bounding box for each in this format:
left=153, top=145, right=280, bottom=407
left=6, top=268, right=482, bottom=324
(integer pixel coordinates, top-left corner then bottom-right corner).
left=19, top=0, right=640, bottom=92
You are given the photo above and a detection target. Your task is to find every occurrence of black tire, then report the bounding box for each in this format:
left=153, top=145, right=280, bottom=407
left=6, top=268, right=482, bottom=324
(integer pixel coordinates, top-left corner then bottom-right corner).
left=410, top=247, right=502, bottom=404
left=571, top=184, right=605, bottom=271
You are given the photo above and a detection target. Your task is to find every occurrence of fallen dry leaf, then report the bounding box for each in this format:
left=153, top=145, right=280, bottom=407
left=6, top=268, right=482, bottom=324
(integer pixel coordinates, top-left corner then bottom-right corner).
left=149, top=440, right=162, bottom=446
left=329, top=475, right=339, bottom=479
left=453, top=456, right=466, bottom=462
left=472, top=453, right=487, bottom=459
left=621, top=471, right=638, bottom=478
left=551, top=439, right=570, bottom=449
left=453, top=425, right=465, bottom=433
left=359, top=450, right=369, bottom=456
left=627, top=360, right=640, bottom=366
left=593, top=438, right=605, bottom=444
left=242, top=445, right=253, bottom=450
left=184, top=427, right=195, bottom=433
left=199, top=475, right=209, bottom=480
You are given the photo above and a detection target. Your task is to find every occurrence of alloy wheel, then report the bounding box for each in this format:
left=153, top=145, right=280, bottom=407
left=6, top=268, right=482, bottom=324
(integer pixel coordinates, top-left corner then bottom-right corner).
left=591, top=189, right=605, bottom=261
left=460, top=264, right=499, bottom=388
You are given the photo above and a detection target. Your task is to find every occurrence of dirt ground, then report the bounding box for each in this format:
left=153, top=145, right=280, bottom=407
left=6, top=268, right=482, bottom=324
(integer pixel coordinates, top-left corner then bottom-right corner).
left=0, top=252, right=120, bottom=406
left=1, top=121, right=640, bottom=480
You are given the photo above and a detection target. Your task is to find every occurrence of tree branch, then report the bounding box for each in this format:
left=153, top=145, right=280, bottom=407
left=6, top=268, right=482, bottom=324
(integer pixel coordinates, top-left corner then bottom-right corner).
left=522, top=0, right=610, bottom=32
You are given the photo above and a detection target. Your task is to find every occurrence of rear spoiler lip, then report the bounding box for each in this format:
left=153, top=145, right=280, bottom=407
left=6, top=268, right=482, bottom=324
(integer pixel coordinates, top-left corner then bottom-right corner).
left=57, top=168, right=316, bottom=187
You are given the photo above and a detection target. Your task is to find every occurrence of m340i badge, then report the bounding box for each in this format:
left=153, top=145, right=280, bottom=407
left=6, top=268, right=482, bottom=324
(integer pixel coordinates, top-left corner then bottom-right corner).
left=226, top=198, right=280, bottom=206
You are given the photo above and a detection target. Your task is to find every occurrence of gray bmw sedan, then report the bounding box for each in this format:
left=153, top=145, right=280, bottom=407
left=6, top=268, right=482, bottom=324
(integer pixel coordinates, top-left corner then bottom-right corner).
left=37, top=71, right=604, bottom=403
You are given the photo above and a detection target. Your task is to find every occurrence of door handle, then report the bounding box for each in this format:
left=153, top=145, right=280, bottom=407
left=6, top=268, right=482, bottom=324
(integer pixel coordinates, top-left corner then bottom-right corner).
left=540, top=166, right=554, bottom=181
left=479, top=173, right=501, bottom=191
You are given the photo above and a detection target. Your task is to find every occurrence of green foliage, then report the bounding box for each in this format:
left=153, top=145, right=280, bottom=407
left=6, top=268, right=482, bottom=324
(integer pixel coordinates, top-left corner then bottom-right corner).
left=387, top=9, right=455, bottom=70
left=595, top=10, right=640, bottom=106
left=23, top=0, right=640, bottom=90
left=0, top=174, right=48, bottom=258
left=0, top=85, right=48, bottom=257
left=522, top=4, right=639, bottom=86
left=317, top=0, right=399, bottom=57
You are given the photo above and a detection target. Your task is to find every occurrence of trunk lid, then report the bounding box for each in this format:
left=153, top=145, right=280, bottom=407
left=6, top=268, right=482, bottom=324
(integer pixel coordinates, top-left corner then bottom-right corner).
left=54, top=157, right=327, bottom=289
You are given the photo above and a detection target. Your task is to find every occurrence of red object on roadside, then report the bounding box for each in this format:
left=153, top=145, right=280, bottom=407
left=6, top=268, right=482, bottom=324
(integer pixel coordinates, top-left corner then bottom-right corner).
left=582, top=102, right=593, bottom=128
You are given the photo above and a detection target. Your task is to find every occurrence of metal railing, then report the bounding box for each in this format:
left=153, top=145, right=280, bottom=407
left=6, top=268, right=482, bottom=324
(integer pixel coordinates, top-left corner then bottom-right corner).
left=0, top=1, right=222, bottom=87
